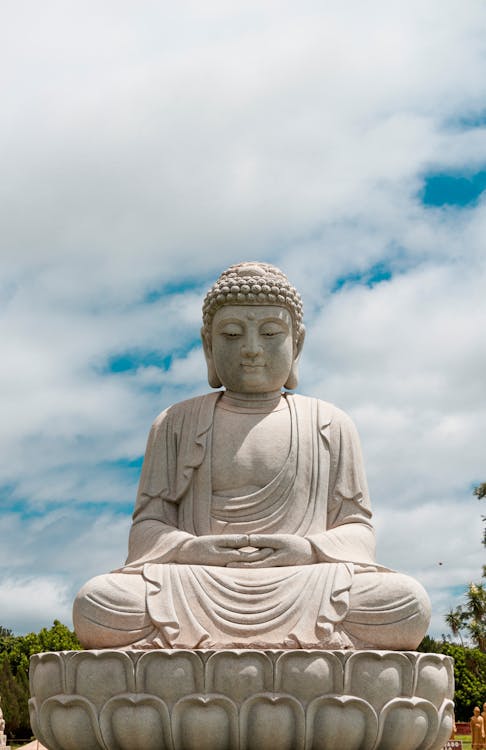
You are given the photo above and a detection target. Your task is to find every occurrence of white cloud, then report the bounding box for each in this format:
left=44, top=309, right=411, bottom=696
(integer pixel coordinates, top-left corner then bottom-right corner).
left=0, top=509, right=131, bottom=632
left=0, top=577, right=72, bottom=634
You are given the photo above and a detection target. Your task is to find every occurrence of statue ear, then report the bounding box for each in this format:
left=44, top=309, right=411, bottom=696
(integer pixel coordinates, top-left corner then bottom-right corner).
left=284, top=327, right=305, bottom=391
left=201, top=327, right=222, bottom=389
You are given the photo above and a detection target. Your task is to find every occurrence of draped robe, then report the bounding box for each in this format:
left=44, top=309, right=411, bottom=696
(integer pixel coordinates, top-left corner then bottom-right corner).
left=115, top=392, right=393, bottom=649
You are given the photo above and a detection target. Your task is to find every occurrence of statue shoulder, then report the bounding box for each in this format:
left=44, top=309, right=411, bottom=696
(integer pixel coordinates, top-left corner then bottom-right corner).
left=150, top=392, right=220, bottom=432
left=289, top=393, right=362, bottom=449
left=289, top=393, right=358, bottom=429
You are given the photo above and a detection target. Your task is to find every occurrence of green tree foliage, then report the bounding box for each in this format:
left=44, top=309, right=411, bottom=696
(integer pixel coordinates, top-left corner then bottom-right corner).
left=474, top=482, right=486, bottom=500
left=444, top=608, right=465, bottom=646
left=473, top=481, right=486, bottom=549
left=0, top=658, right=30, bottom=738
left=0, top=620, right=81, bottom=738
left=444, top=584, right=486, bottom=652
left=418, top=637, right=486, bottom=720
left=444, top=486, right=486, bottom=651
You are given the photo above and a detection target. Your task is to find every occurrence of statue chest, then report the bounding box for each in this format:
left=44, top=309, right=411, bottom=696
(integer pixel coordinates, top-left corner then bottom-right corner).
left=211, top=406, right=291, bottom=494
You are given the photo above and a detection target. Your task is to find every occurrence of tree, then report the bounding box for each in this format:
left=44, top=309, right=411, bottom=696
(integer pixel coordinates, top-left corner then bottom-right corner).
left=443, top=485, right=486, bottom=650
left=444, top=583, right=486, bottom=652
left=0, top=620, right=81, bottom=738
left=0, top=656, right=30, bottom=738
left=465, top=582, right=486, bottom=651
left=444, top=608, right=465, bottom=646
left=473, top=481, right=486, bottom=500
left=473, top=481, right=486, bottom=550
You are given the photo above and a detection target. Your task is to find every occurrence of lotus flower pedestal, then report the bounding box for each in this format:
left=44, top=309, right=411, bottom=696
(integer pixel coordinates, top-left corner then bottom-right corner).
left=29, top=649, right=454, bottom=750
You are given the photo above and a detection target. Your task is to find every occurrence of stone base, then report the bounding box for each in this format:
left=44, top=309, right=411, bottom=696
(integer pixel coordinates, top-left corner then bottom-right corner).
left=29, top=649, right=454, bottom=750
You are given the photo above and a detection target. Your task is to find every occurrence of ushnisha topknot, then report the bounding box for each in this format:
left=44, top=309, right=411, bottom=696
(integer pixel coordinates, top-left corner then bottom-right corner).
left=202, top=261, right=304, bottom=339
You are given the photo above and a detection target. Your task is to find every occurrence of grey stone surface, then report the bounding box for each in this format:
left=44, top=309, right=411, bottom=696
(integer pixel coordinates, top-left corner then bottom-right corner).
left=73, top=262, right=431, bottom=651
left=29, top=648, right=454, bottom=750
left=31, top=263, right=443, bottom=749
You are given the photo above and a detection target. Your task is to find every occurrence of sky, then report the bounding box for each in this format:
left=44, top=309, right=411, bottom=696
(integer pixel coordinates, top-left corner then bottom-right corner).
left=1, top=0, right=485, bottom=642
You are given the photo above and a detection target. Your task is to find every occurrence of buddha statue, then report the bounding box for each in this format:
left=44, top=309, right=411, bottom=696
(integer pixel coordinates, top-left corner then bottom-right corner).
left=73, top=262, right=430, bottom=650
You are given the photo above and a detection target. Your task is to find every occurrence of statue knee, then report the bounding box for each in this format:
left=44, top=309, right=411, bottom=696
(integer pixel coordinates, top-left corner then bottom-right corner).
left=73, top=573, right=150, bottom=649
left=346, top=571, right=431, bottom=650
left=399, top=573, right=432, bottom=647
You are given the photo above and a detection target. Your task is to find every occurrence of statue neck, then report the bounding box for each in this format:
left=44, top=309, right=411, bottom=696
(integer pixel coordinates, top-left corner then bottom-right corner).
left=219, top=390, right=287, bottom=413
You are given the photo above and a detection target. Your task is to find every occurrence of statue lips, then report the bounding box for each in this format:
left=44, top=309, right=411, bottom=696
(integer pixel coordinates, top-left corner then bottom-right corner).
left=71, top=262, right=432, bottom=656
left=240, top=363, right=266, bottom=377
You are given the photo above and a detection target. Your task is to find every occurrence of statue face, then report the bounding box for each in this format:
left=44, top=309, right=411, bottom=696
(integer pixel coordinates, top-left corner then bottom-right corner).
left=209, top=305, right=295, bottom=393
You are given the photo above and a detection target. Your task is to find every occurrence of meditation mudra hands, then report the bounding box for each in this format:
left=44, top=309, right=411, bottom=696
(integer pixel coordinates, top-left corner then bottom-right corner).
left=72, top=263, right=431, bottom=652
left=176, top=533, right=317, bottom=567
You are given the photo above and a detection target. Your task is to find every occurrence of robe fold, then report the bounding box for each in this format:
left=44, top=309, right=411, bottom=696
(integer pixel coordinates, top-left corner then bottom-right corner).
left=115, top=392, right=389, bottom=649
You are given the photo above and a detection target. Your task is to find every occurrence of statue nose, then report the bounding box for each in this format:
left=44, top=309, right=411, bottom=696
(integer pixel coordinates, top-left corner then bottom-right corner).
left=241, top=333, right=263, bottom=357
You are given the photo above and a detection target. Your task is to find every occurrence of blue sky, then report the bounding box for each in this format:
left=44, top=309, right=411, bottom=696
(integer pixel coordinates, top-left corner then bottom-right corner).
left=1, top=0, right=486, bottom=642
left=422, top=170, right=486, bottom=206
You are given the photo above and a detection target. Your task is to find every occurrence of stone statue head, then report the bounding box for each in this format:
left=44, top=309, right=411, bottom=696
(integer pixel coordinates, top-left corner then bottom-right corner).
left=201, top=261, right=305, bottom=390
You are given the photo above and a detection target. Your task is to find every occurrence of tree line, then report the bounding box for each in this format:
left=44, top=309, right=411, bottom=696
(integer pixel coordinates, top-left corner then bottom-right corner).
left=444, top=484, right=486, bottom=652
left=0, top=620, right=81, bottom=739
left=436, top=484, right=486, bottom=719
left=0, top=488, right=484, bottom=735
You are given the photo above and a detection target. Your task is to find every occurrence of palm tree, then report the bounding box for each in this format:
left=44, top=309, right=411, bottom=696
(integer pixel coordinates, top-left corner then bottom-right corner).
left=466, top=582, right=486, bottom=616
left=444, top=487, right=486, bottom=651
left=444, top=607, right=465, bottom=646
left=473, top=482, right=486, bottom=548
left=465, top=583, right=486, bottom=651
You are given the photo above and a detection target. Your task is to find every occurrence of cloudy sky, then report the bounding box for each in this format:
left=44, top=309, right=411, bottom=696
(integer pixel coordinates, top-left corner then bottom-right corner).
left=1, top=0, right=485, bottom=641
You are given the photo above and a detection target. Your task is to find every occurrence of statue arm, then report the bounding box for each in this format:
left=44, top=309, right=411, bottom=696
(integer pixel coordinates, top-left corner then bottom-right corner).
left=118, top=410, right=194, bottom=570
left=123, top=512, right=194, bottom=570
left=119, top=401, right=268, bottom=569
left=307, top=405, right=377, bottom=565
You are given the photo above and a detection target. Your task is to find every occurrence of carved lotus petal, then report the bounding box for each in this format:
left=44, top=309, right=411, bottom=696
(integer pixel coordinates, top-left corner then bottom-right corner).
left=434, top=700, right=455, bottom=750
left=413, top=654, right=454, bottom=708
left=275, top=651, right=342, bottom=701
left=136, top=650, right=203, bottom=705
left=376, top=698, right=438, bottom=750
left=172, top=695, right=238, bottom=750
left=38, top=695, right=105, bottom=750
left=206, top=651, right=272, bottom=703
left=30, top=652, right=65, bottom=701
left=28, top=697, right=41, bottom=743
left=345, top=652, right=413, bottom=711
left=240, top=694, right=305, bottom=750
left=66, top=651, right=135, bottom=710
left=29, top=649, right=455, bottom=750
left=305, top=695, right=378, bottom=750
left=100, top=694, right=171, bottom=750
